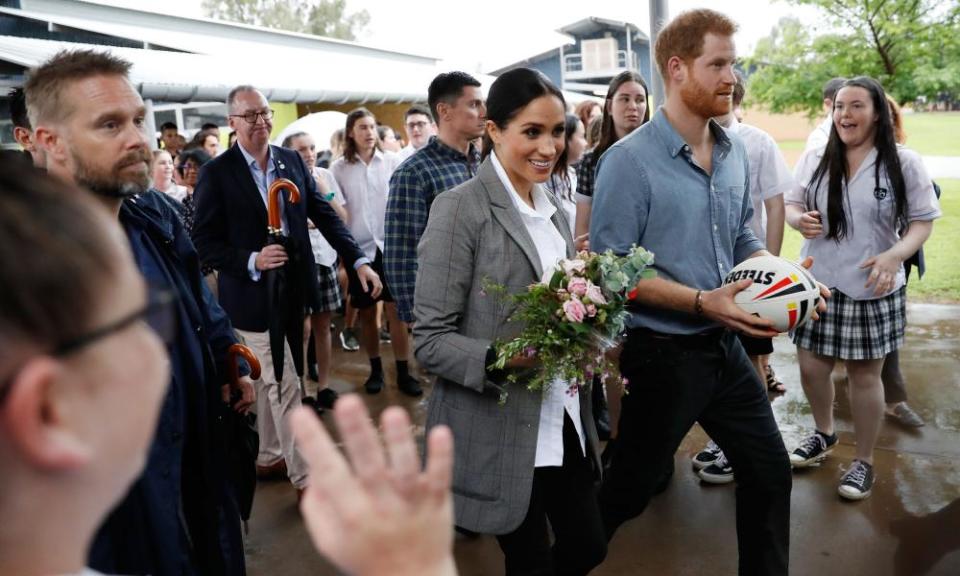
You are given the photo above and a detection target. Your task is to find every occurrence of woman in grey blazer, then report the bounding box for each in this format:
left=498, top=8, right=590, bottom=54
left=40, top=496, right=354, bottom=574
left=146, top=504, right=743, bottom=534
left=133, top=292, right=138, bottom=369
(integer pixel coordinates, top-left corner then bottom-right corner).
left=414, top=68, right=607, bottom=576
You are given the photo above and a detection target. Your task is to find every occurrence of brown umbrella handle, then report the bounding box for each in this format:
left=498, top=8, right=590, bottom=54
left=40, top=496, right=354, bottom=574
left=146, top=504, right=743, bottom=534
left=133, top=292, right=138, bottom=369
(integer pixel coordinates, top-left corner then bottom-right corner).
left=227, top=343, right=261, bottom=384
left=267, top=178, right=301, bottom=236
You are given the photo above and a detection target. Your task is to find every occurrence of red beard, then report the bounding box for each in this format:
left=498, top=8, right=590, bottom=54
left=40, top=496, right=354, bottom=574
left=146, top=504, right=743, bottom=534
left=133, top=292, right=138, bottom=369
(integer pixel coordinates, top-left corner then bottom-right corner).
left=680, top=77, right=732, bottom=120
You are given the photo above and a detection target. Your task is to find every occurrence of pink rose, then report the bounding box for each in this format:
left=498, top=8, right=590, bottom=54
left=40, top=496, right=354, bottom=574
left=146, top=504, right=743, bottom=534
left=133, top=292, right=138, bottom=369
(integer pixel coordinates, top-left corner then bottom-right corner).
left=567, top=277, right=588, bottom=297
left=562, top=298, right=587, bottom=323
left=586, top=304, right=597, bottom=317
left=584, top=283, right=606, bottom=305
left=562, top=259, right=586, bottom=276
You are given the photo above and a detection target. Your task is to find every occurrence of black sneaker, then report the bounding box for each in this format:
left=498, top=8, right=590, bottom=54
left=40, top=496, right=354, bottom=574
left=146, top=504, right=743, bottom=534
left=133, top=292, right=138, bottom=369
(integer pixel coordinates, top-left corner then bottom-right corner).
left=838, top=460, right=874, bottom=500
left=790, top=431, right=838, bottom=468
left=398, top=374, right=423, bottom=397
left=308, top=363, right=319, bottom=382
left=315, top=387, right=339, bottom=409
left=300, top=395, right=325, bottom=417
left=379, top=327, right=392, bottom=343
left=364, top=372, right=384, bottom=394
left=692, top=440, right=723, bottom=471
left=698, top=451, right=734, bottom=484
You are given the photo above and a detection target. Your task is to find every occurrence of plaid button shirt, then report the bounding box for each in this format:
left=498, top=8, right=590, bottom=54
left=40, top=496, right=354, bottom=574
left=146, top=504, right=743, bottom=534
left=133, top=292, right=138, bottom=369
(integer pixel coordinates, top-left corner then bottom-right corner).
left=575, top=148, right=599, bottom=202
left=384, top=136, right=480, bottom=323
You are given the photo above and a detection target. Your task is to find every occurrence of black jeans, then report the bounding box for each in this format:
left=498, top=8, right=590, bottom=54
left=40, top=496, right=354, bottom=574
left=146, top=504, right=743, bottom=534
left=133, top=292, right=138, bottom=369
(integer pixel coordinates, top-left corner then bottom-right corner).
left=496, top=415, right=608, bottom=576
left=600, top=328, right=791, bottom=576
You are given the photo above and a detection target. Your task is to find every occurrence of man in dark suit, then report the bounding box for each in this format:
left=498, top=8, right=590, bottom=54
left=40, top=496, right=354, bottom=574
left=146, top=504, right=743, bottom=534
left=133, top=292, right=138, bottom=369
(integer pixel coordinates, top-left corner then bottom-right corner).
left=193, top=85, right=381, bottom=496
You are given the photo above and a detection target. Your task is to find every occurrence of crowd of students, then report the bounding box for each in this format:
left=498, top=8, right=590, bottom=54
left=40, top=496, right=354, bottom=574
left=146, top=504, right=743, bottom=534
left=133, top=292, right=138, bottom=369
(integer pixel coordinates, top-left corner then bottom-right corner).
left=0, top=6, right=941, bottom=576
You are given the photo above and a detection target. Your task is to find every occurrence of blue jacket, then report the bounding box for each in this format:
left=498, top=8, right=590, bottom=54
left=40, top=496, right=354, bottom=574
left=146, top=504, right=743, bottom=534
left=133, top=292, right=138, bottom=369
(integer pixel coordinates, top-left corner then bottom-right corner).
left=89, top=190, right=247, bottom=576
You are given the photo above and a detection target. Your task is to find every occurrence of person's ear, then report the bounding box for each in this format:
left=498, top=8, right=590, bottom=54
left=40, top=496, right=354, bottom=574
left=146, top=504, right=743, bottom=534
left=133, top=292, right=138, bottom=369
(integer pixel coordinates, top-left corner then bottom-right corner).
left=1, top=358, right=91, bottom=471
left=485, top=120, right=501, bottom=147
left=436, top=101, right=450, bottom=124
left=13, top=126, right=34, bottom=151
left=667, top=56, right=687, bottom=86
left=32, top=126, right=68, bottom=167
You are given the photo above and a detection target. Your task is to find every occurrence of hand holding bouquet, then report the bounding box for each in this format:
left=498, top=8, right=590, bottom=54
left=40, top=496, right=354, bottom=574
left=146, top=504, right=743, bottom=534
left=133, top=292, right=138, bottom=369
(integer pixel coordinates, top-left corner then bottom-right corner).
left=486, top=245, right=655, bottom=402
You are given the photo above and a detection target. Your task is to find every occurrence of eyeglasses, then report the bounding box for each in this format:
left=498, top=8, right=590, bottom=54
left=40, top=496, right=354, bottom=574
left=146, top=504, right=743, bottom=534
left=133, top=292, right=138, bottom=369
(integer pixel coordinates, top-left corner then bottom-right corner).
left=230, top=109, right=275, bottom=124
left=0, top=289, right=178, bottom=403
left=179, top=163, right=199, bottom=173
left=406, top=121, right=428, bottom=130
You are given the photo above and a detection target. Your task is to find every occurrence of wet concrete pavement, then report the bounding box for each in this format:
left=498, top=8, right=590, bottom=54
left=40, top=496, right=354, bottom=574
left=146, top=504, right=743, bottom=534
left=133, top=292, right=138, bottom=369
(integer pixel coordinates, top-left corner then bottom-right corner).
left=245, top=303, right=960, bottom=575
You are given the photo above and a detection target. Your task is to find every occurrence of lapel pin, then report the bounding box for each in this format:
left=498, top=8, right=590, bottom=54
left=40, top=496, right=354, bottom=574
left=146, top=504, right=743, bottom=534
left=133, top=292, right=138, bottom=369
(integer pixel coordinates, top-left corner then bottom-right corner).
left=279, top=163, right=286, bottom=170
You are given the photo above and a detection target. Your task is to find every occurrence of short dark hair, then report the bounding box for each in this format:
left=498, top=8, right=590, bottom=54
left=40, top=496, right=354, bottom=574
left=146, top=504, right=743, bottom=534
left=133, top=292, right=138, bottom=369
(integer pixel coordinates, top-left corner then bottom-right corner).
left=404, top=103, right=433, bottom=122
left=200, top=122, right=219, bottom=131
left=159, top=122, right=178, bottom=133
left=24, top=49, right=132, bottom=127
left=732, top=70, right=746, bottom=108
left=8, top=87, right=29, bottom=130
left=822, top=77, right=847, bottom=102
left=427, top=71, right=481, bottom=125
left=176, top=147, right=212, bottom=177
left=377, top=125, right=396, bottom=141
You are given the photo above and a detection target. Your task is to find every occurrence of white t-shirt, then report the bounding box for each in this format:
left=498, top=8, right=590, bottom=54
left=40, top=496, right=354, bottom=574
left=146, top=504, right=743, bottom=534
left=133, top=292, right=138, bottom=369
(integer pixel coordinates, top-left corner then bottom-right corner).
left=308, top=166, right=346, bottom=268
left=727, top=119, right=793, bottom=244
left=786, top=145, right=941, bottom=300
left=158, top=181, right=188, bottom=203
left=396, top=143, right=419, bottom=162
left=330, top=149, right=401, bottom=260
left=491, top=152, right=585, bottom=468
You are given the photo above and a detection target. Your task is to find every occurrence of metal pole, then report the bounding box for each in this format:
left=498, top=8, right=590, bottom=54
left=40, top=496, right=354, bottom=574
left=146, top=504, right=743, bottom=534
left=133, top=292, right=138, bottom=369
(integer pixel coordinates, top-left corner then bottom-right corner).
left=143, top=97, right=158, bottom=151
left=648, top=0, right=669, bottom=109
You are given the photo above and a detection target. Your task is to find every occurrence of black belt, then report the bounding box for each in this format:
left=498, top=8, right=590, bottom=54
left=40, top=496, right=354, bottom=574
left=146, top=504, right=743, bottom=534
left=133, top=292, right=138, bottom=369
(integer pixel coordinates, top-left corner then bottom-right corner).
left=627, top=327, right=725, bottom=348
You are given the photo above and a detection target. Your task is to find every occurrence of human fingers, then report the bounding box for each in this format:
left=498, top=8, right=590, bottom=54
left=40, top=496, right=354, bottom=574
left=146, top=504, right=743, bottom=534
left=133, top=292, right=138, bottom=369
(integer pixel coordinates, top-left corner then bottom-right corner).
left=381, top=407, right=420, bottom=498
left=290, top=407, right=362, bottom=504
left=864, top=266, right=880, bottom=289
left=727, top=278, right=754, bottom=295
left=333, top=394, right=389, bottom=488
left=424, top=425, right=454, bottom=503
left=799, top=256, right=814, bottom=270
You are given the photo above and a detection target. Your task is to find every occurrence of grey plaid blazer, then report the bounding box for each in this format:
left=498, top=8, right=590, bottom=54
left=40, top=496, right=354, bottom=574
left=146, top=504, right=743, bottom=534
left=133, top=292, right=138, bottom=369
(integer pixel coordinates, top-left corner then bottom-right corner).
left=413, top=157, right=602, bottom=535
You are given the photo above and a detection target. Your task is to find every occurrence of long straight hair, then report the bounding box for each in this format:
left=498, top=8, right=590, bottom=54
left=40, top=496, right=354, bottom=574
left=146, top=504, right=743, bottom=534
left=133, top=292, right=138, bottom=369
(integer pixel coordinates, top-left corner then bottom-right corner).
left=805, top=76, right=907, bottom=241
left=594, top=71, right=650, bottom=160
left=342, top=107, right=379, bottom=163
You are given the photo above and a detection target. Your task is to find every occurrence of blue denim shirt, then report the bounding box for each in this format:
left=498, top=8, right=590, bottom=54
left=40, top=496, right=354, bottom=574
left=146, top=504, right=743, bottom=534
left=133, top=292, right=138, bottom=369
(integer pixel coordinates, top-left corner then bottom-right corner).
left=591, top=108, right=764, bottom=335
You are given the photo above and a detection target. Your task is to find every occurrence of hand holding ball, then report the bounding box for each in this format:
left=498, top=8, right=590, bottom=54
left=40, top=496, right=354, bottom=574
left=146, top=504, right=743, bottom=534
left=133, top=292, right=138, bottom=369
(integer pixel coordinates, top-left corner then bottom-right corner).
left=723, top=256, right=821, bottom=333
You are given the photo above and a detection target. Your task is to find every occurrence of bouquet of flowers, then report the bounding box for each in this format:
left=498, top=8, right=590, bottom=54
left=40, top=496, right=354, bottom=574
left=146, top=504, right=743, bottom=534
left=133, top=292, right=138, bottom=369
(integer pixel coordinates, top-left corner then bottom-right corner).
left=486, top=245, right=655, bottom=402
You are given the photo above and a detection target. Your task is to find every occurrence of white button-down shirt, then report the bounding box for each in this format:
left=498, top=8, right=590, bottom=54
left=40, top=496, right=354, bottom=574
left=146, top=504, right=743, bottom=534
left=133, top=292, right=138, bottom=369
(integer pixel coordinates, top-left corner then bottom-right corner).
left=491, top=152, right=586, bottom=467
left=331, top=149, right=401, bottom=260
left=787, top=145, right=941, bottom=300
left=238, top=143, right=287, bottom=281
left=727, top=119, right=794, bottom=244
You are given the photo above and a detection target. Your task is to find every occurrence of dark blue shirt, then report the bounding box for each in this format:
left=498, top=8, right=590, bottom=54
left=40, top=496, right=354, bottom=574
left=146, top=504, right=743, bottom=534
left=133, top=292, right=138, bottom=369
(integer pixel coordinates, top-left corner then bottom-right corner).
left=591, top=109, right=764, bottom=335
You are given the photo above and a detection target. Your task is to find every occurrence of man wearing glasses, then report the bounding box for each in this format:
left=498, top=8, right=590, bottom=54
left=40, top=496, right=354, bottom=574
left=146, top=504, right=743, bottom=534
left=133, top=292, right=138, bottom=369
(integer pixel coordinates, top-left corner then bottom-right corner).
left=193, top=85, right=379, bottom=498
left=396, top=103, right=437, bottom=162
left=26, top=50, right=254, bottom=575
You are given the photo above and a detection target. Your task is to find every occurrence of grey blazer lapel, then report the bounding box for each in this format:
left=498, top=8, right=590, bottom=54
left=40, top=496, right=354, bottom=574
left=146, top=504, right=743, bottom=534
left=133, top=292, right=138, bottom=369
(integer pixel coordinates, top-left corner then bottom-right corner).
left=479, top=159, right=544, bottom=279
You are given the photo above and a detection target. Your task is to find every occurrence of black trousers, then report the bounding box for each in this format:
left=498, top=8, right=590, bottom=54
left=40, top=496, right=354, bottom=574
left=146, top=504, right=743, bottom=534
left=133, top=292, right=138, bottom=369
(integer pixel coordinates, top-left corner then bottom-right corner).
left=496, top=414, right=608, bottom=576
left=600, top=329, right=791, bottom=576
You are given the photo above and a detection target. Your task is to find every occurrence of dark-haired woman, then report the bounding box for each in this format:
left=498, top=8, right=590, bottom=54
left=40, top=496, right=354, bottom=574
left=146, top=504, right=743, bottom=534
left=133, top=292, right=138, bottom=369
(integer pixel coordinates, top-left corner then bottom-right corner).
left=785, top=77, right=940, bottom=500
left=544, top=113, right=587, bottom=239
left=574, top=71, right=649, bottom=241
left=415, top=68, right=607, bottom=576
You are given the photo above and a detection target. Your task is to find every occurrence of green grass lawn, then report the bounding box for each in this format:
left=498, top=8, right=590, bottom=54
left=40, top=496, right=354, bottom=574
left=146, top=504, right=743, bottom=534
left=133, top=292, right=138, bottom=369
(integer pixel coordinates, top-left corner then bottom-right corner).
left=902, top=112, right=960, bottom=156
left=779, top=179, right=959, bottom=302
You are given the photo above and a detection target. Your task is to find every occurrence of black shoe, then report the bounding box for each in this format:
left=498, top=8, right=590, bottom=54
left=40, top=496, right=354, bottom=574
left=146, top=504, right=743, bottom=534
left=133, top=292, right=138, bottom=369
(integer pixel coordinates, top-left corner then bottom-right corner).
left=308, top=363, right=319, bottom=382
left=379, top=327, right=392, bottom=343
left=364, top=372, right=384, bottom=394
left=698, top=452, right=734, bottom=484
left=838, top=459, right=874, bottom=500
left=315, top=387, right=339, bottom=409
left=301, top=395, right=325, bottom=417
left=692, top=440, right=723, bottom=471
left=398, top=374, right=423, bottom=397
left=790, top=431, right=838, bottom=468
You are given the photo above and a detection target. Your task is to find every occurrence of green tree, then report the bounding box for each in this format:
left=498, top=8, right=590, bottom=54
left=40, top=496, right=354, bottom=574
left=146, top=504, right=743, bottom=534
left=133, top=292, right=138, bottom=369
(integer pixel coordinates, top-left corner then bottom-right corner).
left=746, top=0, right=960, bottom=116
left=202, top=0, right=370, bottom=41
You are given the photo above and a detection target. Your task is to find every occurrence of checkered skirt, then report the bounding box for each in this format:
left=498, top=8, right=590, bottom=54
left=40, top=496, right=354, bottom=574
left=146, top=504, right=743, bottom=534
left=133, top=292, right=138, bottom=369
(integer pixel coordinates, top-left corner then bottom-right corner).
left=308, top=263, right=342, bottom=314
left=792, top=286, right=906, bottom=360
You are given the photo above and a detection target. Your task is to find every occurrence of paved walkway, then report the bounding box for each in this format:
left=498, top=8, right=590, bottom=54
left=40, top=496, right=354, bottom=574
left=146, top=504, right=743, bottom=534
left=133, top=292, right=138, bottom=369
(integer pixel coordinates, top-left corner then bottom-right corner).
left=245, top=303, right=960, bottom=575
left=922, top=156, right=960, bottom=180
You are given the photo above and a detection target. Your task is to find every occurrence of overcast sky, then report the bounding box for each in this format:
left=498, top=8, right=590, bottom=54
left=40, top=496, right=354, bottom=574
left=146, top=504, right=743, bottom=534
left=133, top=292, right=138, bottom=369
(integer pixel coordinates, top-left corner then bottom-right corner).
left=96, top=0, right=820, bottom=72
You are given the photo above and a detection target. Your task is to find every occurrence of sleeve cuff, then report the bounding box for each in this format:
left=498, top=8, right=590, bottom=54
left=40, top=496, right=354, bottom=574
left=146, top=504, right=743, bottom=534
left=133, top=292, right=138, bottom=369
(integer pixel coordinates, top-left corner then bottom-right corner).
left=353, top=257, right=371, bottom=270
left=247, top=252, right=261, bottom=282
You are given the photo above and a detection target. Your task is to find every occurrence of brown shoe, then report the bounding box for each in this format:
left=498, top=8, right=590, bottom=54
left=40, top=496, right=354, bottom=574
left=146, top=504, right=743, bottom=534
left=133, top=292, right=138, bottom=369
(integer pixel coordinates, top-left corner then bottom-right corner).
left=256, top=459, right=288, bottom=480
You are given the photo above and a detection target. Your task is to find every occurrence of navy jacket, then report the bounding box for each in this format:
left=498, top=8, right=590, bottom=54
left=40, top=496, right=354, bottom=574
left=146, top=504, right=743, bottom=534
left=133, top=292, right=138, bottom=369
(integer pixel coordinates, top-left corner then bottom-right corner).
left=89, top=191, right=246, bottom=576
left=192, top=144, right=364, bottom=331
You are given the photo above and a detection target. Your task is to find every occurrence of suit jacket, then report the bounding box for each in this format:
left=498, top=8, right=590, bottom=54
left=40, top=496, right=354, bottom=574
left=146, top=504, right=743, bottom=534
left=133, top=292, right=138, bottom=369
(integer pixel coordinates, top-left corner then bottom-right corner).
left=413, top=158, right=602, bottom=535
left=193, top=144, right=364, bottom=331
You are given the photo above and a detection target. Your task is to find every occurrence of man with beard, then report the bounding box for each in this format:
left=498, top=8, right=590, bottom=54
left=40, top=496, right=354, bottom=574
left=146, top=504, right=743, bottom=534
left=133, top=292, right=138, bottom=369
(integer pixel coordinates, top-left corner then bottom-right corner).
left=591, top=10, right=823, bottom=575
left=27, top=49, right=254, bottom=575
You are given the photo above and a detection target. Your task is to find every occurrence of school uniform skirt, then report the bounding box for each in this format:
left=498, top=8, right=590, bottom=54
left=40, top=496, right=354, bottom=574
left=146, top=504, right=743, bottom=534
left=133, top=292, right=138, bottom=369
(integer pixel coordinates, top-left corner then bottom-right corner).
left=793, top=286, right=906, bottom=360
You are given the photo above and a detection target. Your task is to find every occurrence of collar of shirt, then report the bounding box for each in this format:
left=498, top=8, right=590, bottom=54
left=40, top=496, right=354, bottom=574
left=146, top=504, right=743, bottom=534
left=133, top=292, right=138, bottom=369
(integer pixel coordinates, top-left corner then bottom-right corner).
left=426, top=135, right=480, bottom=164
left=237, top=142, right=275, bottom=174
left=652, top=108, right=732, bottom=160
left=490, top=150, right=557, bottom=221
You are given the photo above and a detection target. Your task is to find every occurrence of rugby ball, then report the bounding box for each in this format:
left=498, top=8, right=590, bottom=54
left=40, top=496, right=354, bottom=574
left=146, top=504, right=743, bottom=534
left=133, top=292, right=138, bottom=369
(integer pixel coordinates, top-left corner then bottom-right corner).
left=723, top=256, right=821, bottom=333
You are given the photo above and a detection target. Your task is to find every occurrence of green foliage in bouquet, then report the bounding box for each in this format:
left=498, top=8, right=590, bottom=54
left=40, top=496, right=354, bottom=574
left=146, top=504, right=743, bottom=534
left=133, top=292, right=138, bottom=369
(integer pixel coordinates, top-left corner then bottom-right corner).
left=486, top=245, right=655, bottom=403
